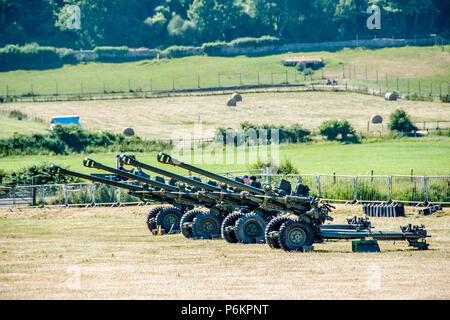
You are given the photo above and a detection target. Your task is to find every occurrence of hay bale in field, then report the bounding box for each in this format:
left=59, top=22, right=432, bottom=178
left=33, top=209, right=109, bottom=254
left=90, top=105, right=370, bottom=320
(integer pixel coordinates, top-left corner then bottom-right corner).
left=371, top=115, right=383, bottom=124
left=231, top=92, right=242, bottom=102
left=123, top=127, right=135, bottom=137
left=384, top=92, right=398, bottom=101
left=226, top=98, right=237, bottom=107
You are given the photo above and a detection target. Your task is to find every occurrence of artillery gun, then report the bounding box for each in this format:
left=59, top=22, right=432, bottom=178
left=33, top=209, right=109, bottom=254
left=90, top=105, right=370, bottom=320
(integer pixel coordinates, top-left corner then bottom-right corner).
left=49, top=162, right=216, bottom=234
left=156, top=153, right=430, bottom=252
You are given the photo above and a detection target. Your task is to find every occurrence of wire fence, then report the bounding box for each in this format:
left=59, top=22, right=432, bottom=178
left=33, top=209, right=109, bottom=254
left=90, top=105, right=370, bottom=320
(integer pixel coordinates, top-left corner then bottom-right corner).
left=1, top=174, right=448, bottom=209
left=1, top=59, right=449, bottom=103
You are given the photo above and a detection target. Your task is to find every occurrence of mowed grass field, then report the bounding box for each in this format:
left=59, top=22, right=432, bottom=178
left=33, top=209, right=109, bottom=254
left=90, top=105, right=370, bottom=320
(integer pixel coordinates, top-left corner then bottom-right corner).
left=0, top=114, right=47, bottom=138
left=0, top=46, right=448, bottom=96
left=2, top=91, right=450, bottom=139
left=2, top=139, right=449, bottom=176
left=0, top=205, right=448, bottom=299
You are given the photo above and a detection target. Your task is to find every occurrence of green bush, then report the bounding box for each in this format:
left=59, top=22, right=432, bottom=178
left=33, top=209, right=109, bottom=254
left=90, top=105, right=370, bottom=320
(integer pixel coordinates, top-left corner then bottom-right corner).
left=228, top=36, right=280, bottom=48
left=388, top=109, right=418, bottom=134
left=0, top=43, right=62, bottom=71
left=201, top=41, right=226, bottom=56
left=0, top=124, right=171, bottom=156
left=216, top=122, right=311, bottom=146
left=302, top=68, right=315, bottom=76
left=1, top=163, right=79, bottom=186
left=162, top=45, right=197, bottom=58
left=440, top=94, right=450, bottom=103
left=319, top=120, right=359, bottom=143
left=278, top=159, right=299, bottom=174
left=202, top=36, right=280, bottom=56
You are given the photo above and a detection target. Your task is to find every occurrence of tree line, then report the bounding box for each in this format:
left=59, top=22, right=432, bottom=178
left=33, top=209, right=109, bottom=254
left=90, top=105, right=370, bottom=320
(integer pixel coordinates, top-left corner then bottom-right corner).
left=0, top=0, right=448, bottom=50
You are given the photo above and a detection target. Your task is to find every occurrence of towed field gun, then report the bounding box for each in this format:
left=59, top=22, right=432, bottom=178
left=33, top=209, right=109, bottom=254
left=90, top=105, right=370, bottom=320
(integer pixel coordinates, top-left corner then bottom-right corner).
left=156, top=152, right=430, bottom=251
left=49, top=153, right=431, bottom=252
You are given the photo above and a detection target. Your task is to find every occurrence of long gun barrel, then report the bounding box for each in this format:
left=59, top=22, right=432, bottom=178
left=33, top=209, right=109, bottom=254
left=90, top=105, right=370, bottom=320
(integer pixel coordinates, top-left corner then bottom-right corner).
left=156, top=152, right=320, bottom=219
left=49, top=165, right=143, bottom=192
left=83, top=158, right=178, bottom=192
left=157, top=152, right=265, bottom=195
left=82, top=158, right=216, bottom=207
left=117, top=155, right=222, bottom=193
left=118, top=154, right=263, bottom=209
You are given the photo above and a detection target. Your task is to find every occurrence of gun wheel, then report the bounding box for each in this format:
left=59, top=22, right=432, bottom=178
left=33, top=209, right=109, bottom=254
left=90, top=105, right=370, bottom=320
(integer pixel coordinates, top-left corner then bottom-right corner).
left=155, top=206, right=183, bottom=233
left=278, top=219, right=313, bottom=252
left=180, top=209, right=202, bottom=239
left=265, top=216, right=292, bottom=249
left=146, top=205, right=166, bottom=232
left=221, top=212, right=245, bottom=243
left=235, top=212, right=267, bottom=244
left=192, top=212, right=222, bottom=239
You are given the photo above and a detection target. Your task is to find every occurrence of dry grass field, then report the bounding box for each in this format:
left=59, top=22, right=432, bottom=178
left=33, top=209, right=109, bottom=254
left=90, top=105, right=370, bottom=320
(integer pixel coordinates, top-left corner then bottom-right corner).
left=3, top=91, right=450, bottom=139
left=0, top=205, right=448, bottom=300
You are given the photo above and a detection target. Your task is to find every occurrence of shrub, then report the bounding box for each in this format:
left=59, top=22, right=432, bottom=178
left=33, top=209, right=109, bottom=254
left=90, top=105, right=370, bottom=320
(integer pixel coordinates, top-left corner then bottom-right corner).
left=0, top=43, right=62, bottom=71
left=440, top=94, right=450, bottom=103
left=319, top=120, right=359, bottom=143
left=2, top=163, right=80, bottom=186
left=388, top=109, right=418, bottom=134
left=278, top=159, right=299, bottom=174
left=302, top=68, right=315, bottom=76
left=0, top=124, right=172, bottom=156
left=228, top=36, right=279, bottom=48
left=162, top=45, right=198, bottom=58
left=215, top=122, right=311, bottom=145
left=201, top=41, right=226, bottom=56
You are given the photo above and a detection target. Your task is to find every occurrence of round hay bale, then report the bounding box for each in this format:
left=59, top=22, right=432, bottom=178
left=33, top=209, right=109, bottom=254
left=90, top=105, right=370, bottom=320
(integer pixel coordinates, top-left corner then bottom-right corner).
left=226, top=98, right=237, bottom=107
left=371, top=115, right=383, bottom=124
left=384, top=92, right=398, bottom=101
left=123, top=127, right=135, bottom=137
left=231, top=92, right=242, bottom=102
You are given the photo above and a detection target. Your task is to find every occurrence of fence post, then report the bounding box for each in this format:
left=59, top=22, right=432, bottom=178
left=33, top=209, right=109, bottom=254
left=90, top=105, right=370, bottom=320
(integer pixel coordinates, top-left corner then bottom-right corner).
left=353, top=176, right=357, bottom=202
left=240, top=73, right=242, bottom=86
left=424, top=177, right=428, bottom=203
left=285, top=70, right=288, bottom=83
left=376, top=71, right=378, bottom=85
left=315, top=176, right=321, bottom=197
left=91, top=183, right=95, bottom=205
left=12, top=186, right=16, bottom=207
left=388, top=177, right=392, bottom=203
left=257, top=72, right=260, bottom=85
left=64, top=184, right=68, bottom=206
left=218, top=73, right=221, bottom=87
left=198, top=74, right=200, bottom=89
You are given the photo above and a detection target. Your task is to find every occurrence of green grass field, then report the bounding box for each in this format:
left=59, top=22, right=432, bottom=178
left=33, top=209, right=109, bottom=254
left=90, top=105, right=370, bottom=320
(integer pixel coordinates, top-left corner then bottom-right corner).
left=3, top=139, right=449, bottom=176
left=0, top=114, right=47, bottom=138
left=0, top=46, right=448, bottom=97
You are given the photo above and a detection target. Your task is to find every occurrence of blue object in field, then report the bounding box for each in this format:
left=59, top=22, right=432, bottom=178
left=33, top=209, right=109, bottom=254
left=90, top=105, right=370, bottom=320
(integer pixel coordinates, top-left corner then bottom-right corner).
left=49, top=115, right=81, bottom=129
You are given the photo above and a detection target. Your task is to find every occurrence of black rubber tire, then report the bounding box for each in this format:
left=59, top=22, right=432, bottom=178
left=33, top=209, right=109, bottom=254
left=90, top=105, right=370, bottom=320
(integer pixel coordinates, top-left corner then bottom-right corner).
left=221, top=212, right=245, bottom=243
left=179, top=209, right=202, bottom=239
left=146, top=205, right=165, bottom=232
left=192, top=212, right=222, bottom=239
left=278, top=219, right=313, bottom=252
left=155, top=206, right=183, bottom=232
left=265, top=216, right=292, bottom=249
left=235, top=212, right=267, bottom=244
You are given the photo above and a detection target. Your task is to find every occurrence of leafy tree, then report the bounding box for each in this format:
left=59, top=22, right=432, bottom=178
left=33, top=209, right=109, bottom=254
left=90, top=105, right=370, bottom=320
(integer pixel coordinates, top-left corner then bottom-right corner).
left=319, top=119, right=358, bottom=142
left=388, top=109, right=418, bottom=134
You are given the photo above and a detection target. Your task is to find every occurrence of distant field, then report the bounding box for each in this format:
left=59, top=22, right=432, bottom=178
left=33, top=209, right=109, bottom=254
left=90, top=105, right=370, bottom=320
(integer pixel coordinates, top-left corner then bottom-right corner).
left=0, top=205, right=448, bottom=299
left=2, top=139, right=449, bottom=176
left=2, top=91, right=449, bottom=139
left=0, top=46, right=448, bottom=97
left=0, top=114, right=47, bottom=138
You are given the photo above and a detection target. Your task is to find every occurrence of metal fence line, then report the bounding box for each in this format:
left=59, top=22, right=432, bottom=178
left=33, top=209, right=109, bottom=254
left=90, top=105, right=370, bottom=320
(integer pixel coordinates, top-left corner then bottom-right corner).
left=1, top=174, right=448, bottom=209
